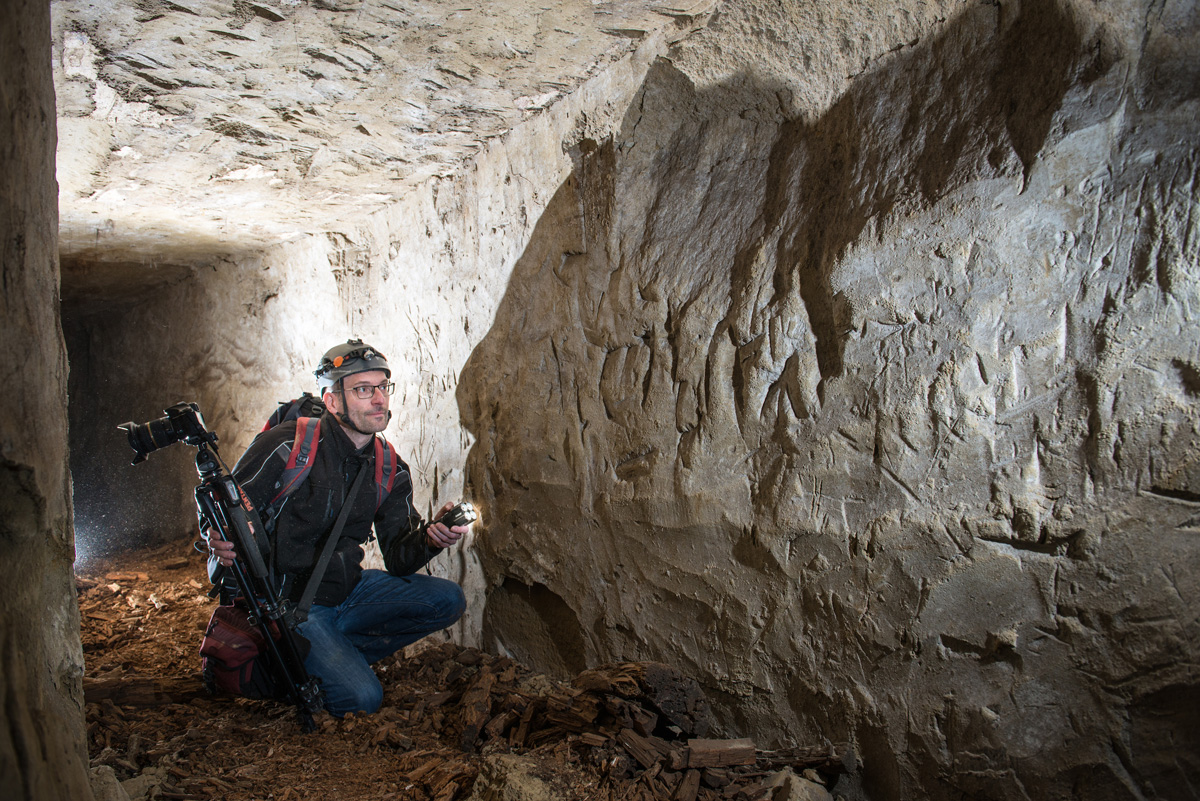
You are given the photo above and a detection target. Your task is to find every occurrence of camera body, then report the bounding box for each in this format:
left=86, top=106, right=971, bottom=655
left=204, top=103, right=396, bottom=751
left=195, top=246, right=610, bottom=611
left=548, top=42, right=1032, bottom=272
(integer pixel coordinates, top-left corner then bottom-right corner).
left=118, top=402, right=215, bottom=464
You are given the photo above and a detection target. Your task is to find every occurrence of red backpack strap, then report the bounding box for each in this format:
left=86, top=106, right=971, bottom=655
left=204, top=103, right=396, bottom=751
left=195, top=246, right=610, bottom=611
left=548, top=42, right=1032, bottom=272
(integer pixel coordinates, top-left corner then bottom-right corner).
left=372, top=437, right=400, bottom=511
left=268, top=418, right=321, bottom=508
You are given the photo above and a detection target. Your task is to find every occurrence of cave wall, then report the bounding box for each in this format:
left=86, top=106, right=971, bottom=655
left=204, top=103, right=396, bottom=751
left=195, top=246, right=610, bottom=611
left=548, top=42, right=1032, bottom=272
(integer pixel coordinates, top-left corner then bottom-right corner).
left=0, top=0, right=94, bottom=797
left=458, top=1, right=1200, bottom=799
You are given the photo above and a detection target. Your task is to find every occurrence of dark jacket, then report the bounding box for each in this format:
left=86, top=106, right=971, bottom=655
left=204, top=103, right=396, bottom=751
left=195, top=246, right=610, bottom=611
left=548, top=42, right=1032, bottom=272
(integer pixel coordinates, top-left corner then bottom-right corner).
left=229, top=411, right=439, bottom=607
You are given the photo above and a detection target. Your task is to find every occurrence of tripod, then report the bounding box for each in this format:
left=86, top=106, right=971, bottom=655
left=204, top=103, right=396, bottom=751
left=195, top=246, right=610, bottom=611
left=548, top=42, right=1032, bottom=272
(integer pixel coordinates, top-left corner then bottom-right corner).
left=120, top=402, right=323, bottom=731
left=193, top=438, right=324, bottom=732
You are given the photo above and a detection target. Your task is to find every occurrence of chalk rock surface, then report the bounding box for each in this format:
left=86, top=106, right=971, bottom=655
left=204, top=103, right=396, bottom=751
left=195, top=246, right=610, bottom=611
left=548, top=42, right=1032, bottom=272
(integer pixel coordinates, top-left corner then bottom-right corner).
left=52, top=0, right=709, bottom=274
left=2, top=1, right=92, bottom=798
left=459, top=1, right=1200, bottom=798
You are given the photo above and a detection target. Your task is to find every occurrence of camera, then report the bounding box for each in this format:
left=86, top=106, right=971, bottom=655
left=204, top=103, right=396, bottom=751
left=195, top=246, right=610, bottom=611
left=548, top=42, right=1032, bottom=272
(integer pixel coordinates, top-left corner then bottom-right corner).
left=118, top=402, right=216, bottom=464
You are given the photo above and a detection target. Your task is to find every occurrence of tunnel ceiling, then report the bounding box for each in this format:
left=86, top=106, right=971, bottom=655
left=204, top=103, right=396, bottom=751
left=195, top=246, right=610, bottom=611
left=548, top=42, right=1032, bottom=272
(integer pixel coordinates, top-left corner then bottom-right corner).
left=52, top=0, right=708, bottom=298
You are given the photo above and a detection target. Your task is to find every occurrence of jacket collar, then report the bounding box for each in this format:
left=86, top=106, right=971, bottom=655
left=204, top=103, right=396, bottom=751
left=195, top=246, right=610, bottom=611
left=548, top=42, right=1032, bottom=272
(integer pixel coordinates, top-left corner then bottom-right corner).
left=319, top=411, right=374, bottom=457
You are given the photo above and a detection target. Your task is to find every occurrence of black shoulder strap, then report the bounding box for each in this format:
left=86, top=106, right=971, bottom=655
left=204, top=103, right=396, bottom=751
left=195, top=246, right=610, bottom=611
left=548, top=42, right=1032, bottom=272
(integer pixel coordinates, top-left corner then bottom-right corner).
left=293, top=463, right=368, bottom=621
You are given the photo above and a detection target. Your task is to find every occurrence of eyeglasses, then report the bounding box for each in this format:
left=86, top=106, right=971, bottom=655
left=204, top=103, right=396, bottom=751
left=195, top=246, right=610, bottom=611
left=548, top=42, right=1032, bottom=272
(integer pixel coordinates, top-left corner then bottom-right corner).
left=342, top=381, right=395, bottom=400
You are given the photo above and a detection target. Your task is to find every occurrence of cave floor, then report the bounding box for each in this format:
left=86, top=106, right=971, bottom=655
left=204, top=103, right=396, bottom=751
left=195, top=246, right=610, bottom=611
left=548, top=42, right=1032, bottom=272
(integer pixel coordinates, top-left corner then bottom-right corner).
left=75, top=540, right=604, bottom=801
left=74, top=541, right=842, bottom=801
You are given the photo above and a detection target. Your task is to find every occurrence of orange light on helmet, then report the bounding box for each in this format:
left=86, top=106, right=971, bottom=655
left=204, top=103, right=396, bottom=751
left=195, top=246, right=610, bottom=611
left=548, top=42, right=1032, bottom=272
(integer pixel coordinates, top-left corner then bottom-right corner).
left=333, top=356, right=344, bottom=367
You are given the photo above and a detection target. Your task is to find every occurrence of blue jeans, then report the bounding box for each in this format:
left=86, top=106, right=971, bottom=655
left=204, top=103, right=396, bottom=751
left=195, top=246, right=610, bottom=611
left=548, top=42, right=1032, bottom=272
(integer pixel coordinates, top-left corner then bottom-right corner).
left=297, top=569, right=465, bottom=716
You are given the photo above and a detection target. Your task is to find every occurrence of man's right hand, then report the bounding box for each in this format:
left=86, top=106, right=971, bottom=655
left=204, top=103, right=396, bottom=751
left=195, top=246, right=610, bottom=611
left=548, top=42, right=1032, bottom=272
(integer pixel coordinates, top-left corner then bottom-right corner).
left=206, top=529, right=237, bottom=567
left=426, top=502, right=468, bottom=548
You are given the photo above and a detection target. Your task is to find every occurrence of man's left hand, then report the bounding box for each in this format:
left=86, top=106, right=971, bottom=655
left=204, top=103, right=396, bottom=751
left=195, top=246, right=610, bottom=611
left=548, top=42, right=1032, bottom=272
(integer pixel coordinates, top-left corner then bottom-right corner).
left=426, top=501, right=469, bottom=548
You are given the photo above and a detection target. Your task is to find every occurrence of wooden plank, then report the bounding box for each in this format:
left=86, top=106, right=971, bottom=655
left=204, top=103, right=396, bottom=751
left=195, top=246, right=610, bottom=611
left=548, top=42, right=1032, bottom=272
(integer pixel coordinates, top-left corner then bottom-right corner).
left=83, top=676, right=208, bottom=706
left=755, top=743, right=854, bottom=774
left=482, top=710, right=519, bottom=739
left=454, top=649, right=484, bottom=666
left=527, top=725, right=569, bottom=749
left=405, top=757, right=444, bottom=782
left=546, top=689, right=600, bottom=730
left=428, top=762, right=473, bottom=795
left=686, top=739, right=756, bottom=769
left=370, top=722, right=397, bottom=746
left=631, top=708, right=658, bottom=737
left=658, top=770, right=682, bottom=800
left=606, top=696, right=659, bottom=736
left=457, top=668, right=496, bottom=750
left=618, top=728, right=663, bottom=770
left=410, top=697, right=428, bottom=723
left=510, top=700, right=537, bottom=747
left=492, top=657, right=517, bottom=683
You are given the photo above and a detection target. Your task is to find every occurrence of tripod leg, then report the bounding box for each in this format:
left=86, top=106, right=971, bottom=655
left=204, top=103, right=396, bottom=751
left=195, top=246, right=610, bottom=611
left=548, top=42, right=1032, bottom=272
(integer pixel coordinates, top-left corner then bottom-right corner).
left=197, top=483, right=325, bottom=728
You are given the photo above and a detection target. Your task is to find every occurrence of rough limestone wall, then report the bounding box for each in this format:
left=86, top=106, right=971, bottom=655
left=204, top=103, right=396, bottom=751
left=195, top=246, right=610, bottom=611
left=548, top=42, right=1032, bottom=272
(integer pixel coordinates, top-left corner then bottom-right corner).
left=0, top=0, right=94, bottom=797
left=324, top=27, right=693, bottom=644
left=459, top=1, right=1200, bottom=799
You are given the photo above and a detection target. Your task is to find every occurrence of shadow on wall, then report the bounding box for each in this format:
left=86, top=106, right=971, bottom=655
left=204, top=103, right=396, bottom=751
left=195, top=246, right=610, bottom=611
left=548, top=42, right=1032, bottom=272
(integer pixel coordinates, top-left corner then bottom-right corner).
left=482, top=576, right=589, bottom=679
left=459, top=0, right=1107, bottom=665
left=745, top=0, right=1113, bottom=402
left=451, top=1, right=1180, bottom=800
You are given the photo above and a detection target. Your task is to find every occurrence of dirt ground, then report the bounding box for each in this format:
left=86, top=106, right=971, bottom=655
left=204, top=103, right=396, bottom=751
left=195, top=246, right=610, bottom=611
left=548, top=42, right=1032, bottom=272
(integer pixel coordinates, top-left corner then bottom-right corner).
left=75, top=540, right=845, bottom=801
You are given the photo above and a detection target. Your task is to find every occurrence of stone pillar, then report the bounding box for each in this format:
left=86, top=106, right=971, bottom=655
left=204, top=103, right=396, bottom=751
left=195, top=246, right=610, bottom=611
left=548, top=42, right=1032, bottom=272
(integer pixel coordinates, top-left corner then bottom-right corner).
left=0, top=0, right=94, bottom=797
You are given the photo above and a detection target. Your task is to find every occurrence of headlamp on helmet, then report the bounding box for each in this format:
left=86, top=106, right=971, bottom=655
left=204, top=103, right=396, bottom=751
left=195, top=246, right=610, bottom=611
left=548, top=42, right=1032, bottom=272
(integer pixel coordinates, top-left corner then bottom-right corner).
left=315, top=339, right=391, bottom=394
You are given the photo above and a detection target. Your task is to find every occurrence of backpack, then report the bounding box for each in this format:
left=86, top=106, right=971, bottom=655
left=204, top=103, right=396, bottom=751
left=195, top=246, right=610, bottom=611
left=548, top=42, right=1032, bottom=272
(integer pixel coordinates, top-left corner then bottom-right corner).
left=199, top=602, right=291, bottom=699
left=261, top=391, right=325, bottom=432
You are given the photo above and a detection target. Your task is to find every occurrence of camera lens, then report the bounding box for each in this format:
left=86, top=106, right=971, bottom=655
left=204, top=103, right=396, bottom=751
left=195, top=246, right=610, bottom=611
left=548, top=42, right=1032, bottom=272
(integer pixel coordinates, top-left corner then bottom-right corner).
left=121, top=416, right=177, bottom=457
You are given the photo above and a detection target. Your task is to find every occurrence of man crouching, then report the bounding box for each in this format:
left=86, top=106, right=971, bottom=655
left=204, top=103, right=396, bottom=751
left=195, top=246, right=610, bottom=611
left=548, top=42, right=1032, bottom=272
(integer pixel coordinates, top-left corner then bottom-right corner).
left=207, top=339, right=468, bottom=716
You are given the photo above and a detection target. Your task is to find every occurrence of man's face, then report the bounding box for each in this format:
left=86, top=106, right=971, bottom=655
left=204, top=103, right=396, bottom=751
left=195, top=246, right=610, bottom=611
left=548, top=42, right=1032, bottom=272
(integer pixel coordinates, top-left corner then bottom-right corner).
left=327, top=369, right=390, bottom=435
